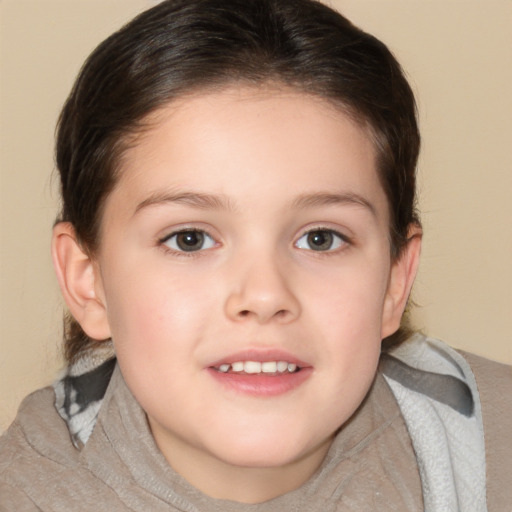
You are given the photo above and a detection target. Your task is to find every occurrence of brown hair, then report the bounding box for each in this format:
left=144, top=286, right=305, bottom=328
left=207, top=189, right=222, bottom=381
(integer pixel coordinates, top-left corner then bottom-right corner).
left=55, top=0, right=420, bottom=363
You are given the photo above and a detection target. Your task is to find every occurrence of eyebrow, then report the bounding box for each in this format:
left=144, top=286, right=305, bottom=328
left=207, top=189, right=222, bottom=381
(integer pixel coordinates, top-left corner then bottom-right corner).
left=134, top=189, right=376, bottom=217
left=290, top=192, right=377, bottom=217
left=134, top=191, right=235, bottom=215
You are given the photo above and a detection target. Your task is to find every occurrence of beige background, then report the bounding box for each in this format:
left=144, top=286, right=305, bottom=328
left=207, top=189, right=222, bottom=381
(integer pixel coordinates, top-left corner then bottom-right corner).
left=1, top=0, right=511, bottom=431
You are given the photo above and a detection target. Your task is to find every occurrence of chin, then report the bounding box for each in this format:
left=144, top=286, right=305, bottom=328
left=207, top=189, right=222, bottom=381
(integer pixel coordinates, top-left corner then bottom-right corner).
left=207, top=432, right=325, bottom=469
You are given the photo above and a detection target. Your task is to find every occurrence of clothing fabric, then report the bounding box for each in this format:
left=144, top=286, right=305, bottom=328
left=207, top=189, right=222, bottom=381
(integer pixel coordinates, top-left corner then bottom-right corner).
left=0, top=335, right=511, bottom=511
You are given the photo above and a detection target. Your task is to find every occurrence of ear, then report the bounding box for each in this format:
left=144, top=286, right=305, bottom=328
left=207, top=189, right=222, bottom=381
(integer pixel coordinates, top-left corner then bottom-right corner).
left=381, top=224, right=422, bottom=339
left=51, top=222, right=111, bottom=341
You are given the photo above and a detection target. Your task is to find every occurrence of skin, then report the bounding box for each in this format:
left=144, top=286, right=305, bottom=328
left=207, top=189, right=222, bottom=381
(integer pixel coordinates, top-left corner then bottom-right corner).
left=52, top=87, right=421, bottom=503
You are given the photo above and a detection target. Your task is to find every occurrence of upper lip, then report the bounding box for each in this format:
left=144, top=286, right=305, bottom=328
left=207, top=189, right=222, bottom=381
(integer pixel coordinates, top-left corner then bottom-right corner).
left=208, top=349, right=311, bottom=369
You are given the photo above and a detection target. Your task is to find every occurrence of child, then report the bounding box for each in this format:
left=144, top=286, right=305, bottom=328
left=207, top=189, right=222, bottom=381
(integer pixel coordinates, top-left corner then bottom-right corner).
left=1, top=0, right=510, bottom=510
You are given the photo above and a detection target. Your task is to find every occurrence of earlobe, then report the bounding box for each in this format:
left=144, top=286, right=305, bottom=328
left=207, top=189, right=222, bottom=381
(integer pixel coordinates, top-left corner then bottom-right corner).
left=381, top=225, right=422, bottom=339
left=51, top=222, right=111, bottom=341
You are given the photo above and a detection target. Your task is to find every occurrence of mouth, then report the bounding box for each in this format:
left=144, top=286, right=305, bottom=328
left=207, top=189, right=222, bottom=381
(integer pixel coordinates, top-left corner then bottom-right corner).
left=207, top=352, right=311, bottom=396
left=212, top=360, right=300, bottom=375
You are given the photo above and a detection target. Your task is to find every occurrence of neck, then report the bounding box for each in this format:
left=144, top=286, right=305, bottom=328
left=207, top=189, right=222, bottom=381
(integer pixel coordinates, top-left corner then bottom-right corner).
left=148, top=418, right=333, bottom=503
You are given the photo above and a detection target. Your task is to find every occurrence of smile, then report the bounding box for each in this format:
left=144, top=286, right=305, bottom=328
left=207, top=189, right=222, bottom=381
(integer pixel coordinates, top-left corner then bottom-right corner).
left=214, top=361, right=299, bottom=374
left=207, top=351, right=311, bottom=396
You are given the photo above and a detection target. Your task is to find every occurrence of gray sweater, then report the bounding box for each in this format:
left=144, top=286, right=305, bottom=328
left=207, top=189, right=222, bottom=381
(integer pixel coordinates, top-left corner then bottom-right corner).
left=1, top=335, right=510, bottom=511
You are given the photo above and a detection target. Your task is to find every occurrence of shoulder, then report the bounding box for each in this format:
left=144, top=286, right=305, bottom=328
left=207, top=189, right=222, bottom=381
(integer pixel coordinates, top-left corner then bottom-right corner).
left=383, top=335, right=512, bottom=510
left=0, top=481, right=40, bottom=512
left=0, top=386, right=79, bottom=503
left=0, top=385, right=78, bottom=461
left=457, top=350, right=512, bottom=436
left=0, top=378, right=130, bottom=510
left=458, top=350, right=512, bottom=511
left=459, top=350, right=512, bottom=389
left=456, top=350, right=512, bottom=442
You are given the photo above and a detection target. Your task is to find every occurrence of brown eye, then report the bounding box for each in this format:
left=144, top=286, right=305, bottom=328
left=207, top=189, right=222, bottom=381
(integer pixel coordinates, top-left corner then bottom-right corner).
left=163, top=230, right=215, bottom=252
left=295, top=229, right=345, bottom=252
left=307, top=231, right=333, bottom=251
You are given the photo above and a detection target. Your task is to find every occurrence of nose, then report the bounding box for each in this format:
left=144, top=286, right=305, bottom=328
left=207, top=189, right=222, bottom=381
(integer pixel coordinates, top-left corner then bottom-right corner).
left=224, top=254, right=301, bottom=324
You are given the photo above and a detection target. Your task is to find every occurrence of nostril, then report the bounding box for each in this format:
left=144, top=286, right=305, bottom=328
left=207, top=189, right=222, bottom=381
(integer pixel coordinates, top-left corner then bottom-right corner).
left=239, top=310, right=250, bottom=317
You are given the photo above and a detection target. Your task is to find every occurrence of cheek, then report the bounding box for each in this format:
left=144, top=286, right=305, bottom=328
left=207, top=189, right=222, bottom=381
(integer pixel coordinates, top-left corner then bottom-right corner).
left=304, top=257, right=390, bottom=334
left=302, top=257, right=389, bottom=387
left=102, top=269, right=212, bottom=415
left=101, top=262, right=217, bottom=362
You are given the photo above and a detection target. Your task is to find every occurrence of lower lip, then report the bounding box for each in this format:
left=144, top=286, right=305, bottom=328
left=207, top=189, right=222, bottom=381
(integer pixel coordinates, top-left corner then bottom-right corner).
left=206, top=368, right=313, bottom=397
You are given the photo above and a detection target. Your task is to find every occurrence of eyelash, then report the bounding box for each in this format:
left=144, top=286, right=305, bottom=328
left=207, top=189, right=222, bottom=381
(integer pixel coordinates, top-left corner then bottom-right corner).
left=159, top=229, right=217, bottom=258
left=158, top=227, right=351, bottom=257
left=294, top=228, right=351, bottom=253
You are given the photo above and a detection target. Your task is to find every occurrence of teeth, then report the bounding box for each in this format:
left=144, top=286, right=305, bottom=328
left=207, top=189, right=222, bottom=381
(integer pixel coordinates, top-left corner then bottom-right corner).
left=231, top=361, right=244, bottom=372
left=244, top=361, right=261, bottom=374
left=261, top=361, right=277, bottom=373
left=277, top=361, right=288, bottom=372
left=217, top=360, right=299, bottom=374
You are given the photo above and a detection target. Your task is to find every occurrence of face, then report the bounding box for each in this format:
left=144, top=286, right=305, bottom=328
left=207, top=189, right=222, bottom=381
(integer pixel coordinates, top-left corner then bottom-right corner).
left=89, top=87, right=409, bottom=492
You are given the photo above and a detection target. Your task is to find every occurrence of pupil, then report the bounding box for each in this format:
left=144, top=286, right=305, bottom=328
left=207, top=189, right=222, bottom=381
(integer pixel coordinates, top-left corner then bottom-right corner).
left=308, top=231, right=332, bottom=251
left=177, top=231, right=204, bottom=251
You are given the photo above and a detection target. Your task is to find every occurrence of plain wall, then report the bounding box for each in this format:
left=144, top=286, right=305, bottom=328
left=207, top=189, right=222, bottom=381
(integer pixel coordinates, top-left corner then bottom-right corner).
left=1, top=0, right=511, bottom=431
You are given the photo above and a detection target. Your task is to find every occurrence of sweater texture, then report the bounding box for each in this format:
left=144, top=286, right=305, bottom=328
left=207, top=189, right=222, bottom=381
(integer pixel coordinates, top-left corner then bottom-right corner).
left=1, top=334, right=511, bottom=511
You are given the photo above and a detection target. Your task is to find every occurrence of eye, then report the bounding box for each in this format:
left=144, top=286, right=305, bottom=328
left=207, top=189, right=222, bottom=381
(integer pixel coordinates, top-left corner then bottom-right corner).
left=295, top=229, right=347, bottom=252
left=162, top=229, right=216, bottom=252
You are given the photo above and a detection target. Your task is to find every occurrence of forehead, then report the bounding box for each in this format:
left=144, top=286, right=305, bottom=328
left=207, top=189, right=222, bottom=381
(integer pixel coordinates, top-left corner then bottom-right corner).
left=109, top=86, right=388, bottom=220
